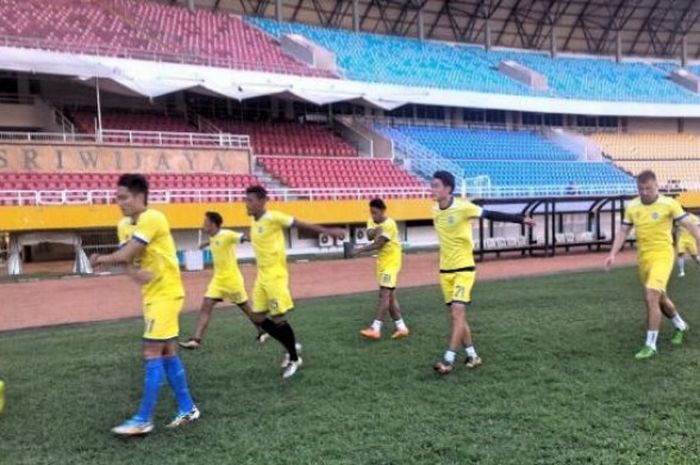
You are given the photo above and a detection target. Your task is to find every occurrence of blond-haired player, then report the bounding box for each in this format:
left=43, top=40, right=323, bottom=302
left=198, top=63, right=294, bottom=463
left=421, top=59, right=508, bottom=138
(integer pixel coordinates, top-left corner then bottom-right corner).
left=606, top=170, right=700, bottom=359
left=348, top=198, right=410, bottom=340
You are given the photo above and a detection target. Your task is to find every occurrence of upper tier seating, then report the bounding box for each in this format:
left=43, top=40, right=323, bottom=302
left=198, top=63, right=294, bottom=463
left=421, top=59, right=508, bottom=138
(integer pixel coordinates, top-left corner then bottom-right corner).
left=376, top=124, right=634, bottom=190
left=248, top=17, right=539, bottom=96
left=0, top=0, right=331, bottom=77
left=249, top=17, right=697, bottom=103
left=213, top=121, right=357, bottom=157
left=257, top=157, right=425, bottom=193
left=485, top=51, right=698, bottom=104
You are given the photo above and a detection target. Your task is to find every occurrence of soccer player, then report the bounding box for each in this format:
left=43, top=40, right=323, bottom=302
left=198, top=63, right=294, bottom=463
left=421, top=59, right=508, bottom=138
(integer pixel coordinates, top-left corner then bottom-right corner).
left=347, top=198, right=410, bottom=340
left=605, top=170, right=700, bottom=359
left=244, top=185, right=345, bottom=379
left=179, top=211, right=268, bottom=349
left=431, top=171, right=535, bottom=375
left=90, top=174, right=199, bottom=436
left=676, top=212, right=700, bottom=277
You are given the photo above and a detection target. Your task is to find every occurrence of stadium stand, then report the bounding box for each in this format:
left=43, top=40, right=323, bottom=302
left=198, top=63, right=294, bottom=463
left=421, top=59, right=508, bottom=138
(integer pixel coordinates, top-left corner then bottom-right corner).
left=0, top=0, right=331, bottom=76
left=248, top=17, right=698, bottom=104
left=591, top=132, right=700, bottom=186
left=72, top=111, right=196, bottom=134
left=376, top=124, right=634, bottom=192
left=485, top=51, right=700, bottom=104
left=257, top=157, right=425, bottom=192
left=211, top=121, right=358, bottom=157
left=247, top=17, right=541, bottom=96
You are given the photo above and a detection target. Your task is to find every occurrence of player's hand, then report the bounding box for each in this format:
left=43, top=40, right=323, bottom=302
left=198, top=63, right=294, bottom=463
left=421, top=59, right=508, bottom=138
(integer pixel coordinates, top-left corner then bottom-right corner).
left=89, top=253, right=102, bottom=268
left=129, top=268, right=154, bottom=285
left=326, top=228, right=346, bottom=240
left=604, top=253, right=615, bottom=271
left=523, top=217, right=536, bottom=227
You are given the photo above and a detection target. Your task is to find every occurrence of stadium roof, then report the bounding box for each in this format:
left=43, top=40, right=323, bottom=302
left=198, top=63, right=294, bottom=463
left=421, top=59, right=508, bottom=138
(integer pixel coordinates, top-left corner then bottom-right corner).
left=183, top=0, right=700, bottom=59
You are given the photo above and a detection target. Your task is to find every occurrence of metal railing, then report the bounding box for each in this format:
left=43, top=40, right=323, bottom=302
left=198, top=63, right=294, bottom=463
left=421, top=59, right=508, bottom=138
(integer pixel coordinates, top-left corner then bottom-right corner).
left=0, top=93, right=36, bottom=105
left=0, top=183, right=646, bottom=207
left=0, top=130, right=250, bottom=148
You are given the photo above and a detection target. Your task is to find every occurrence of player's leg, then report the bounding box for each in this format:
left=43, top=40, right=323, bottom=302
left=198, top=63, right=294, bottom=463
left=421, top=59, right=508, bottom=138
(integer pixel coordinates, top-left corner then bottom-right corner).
left=179, top=297, right=218, bottom=349
left=236, top=300, right=269, bottom=343
left=162, top=341, right=199, bottom=428
left=638, top=287, right=663, bottom=359
left=434, top=272, right=480, bottom=374
left=111, top=338, right=167, bottom=436
left=360, top=287, right=391, bottom=339
left=387, top=289, right=410, bottom=339
left=660, top=293, right=690, bottom=345
left=677, top=252, right=686, bottom=277
left=252, top=275, right=302, bottom=378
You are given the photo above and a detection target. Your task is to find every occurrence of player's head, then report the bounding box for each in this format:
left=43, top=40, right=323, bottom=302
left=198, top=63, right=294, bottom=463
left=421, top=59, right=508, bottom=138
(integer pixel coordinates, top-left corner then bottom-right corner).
left=369, top=198, right=387, bottom=223
left=203, top=211, right=223, bottom=235
left=636, top=170, right=658, bottom=204
left=245, top=185, right=268, bottom=217
left=431, top=170, right=455, bottom=201
left=116, top=173, right=148, bottom=217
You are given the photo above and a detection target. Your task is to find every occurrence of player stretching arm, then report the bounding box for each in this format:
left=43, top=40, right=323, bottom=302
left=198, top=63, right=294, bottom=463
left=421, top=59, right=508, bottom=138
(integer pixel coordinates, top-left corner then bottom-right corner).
left=431, top=170, right=535, bottom=375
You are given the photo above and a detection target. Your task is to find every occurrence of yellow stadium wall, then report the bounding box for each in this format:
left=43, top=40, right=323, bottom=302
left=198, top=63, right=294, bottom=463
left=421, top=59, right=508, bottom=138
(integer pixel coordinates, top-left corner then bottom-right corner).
left=0, top=144, right=250, bottom=173
left=0, top=198, right=434, bottom=231
left=679, top=191, right=700, bottom=209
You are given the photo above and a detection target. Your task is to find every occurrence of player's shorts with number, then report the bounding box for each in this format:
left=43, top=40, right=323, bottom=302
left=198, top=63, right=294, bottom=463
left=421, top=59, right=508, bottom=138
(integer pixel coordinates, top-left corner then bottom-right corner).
left=440, top=269, right=476, bottom=305
left=143, top=298, right=184, bottom=340
left=205, top=276, right=248, bottom=305
left=678, top=239, right=698, bottom=256
left=638, top=253, right=674, bottom=293
left=253, top=270, right=294, bottom=316
left=377, top=267, right=399, bottom=289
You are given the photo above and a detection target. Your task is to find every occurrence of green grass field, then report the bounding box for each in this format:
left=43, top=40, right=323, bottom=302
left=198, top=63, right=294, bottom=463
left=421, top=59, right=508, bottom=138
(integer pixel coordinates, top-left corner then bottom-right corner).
left=2, top=265, right=700, bottom=465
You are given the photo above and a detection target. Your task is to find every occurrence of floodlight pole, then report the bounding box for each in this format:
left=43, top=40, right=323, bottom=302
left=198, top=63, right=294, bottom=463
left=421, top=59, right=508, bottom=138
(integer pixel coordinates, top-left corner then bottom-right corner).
left=95, top=77, right=103, bottom=143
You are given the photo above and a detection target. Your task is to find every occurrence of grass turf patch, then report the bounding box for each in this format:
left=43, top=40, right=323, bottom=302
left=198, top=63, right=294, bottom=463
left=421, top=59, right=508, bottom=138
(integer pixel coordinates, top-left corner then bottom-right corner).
left=1, top=265, right=700, bottom=465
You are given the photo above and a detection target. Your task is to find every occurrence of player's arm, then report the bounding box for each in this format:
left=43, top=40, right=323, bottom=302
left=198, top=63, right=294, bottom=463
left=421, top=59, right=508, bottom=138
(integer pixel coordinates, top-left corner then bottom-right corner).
left=91, top=239, right=146, bottom=267
left=604, top=223, right=632, bottom=270
left=349, top=236, right=388, bottom=258
left=481, top=209, right=536, bottom=226
left=293, top=219, right=346, bottom=240
left=199, top=241, right=211, bottom=250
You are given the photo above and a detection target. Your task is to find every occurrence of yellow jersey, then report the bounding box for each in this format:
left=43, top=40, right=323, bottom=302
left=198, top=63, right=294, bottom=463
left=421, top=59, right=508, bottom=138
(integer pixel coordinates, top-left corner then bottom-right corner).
left=367, top=217, right=402, bottom=271
left=623, top=195, right=687, bottom=256
left=433, top=197, right=483, bottom=270
left=209, top=229, right=244, bottom=280
left=250, top=210, right=294, bottom=274
left=117, top=209, right=184, bottom=304
left=678, top=213, right=700, bottom=243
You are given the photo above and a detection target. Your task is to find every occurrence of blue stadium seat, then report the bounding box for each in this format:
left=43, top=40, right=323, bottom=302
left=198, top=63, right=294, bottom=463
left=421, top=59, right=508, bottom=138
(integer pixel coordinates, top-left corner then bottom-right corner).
left=248, top=17, right=698, bottom=103
left=375, top=124, right=635, bottom=193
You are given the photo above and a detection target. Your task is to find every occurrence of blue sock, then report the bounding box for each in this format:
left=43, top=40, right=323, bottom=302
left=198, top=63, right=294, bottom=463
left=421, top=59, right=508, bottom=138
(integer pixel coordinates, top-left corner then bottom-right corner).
left=163, top=355, right=195, bottom=414
left=135, top=358, right=165, bottom=422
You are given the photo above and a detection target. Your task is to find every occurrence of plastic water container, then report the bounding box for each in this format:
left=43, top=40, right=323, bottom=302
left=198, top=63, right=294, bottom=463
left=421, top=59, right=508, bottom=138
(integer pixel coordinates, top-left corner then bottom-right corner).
left=184, top=250, right=204, bottom=271
left=176, top=250, right=185, bottom=266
